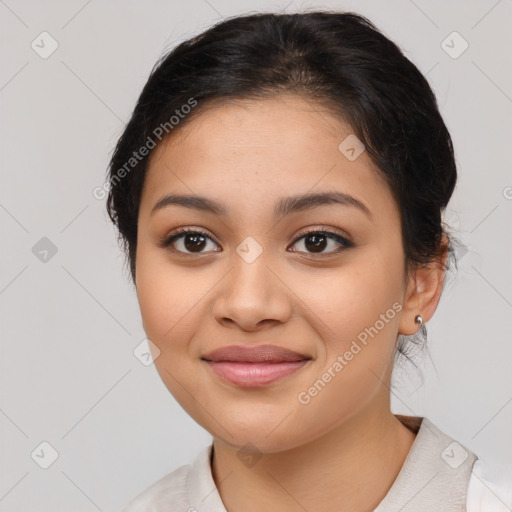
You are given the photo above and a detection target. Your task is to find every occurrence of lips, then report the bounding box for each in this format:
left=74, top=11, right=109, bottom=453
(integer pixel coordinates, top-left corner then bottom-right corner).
left=201, top=344, right=312, bottom=387
left=201, top=344, right=311, bottom=363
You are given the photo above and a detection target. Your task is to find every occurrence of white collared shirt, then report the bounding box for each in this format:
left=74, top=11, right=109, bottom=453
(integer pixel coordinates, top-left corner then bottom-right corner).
left=122, top=416, right=512, bottom=511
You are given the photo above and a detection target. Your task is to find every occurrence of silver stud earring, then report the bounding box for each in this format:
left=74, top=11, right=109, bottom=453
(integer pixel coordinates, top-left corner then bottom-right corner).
left=415, top=315, right=423, bottom=326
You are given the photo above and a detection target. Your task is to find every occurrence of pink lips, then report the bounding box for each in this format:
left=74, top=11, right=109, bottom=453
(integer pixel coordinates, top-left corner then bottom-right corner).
left=201, top=344, right=311, bottom=387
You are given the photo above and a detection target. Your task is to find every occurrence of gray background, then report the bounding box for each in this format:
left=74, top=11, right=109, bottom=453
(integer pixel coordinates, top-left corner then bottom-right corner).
left=0, top=0, right=511, bottom=510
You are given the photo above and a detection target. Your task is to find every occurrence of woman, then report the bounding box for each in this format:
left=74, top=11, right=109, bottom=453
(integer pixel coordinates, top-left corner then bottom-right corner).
left=106, top=11, right=511, bottom=511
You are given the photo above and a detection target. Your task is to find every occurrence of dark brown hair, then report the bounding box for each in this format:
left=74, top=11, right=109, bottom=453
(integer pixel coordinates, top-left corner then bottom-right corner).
left=106, top=10, right=456, bottom=296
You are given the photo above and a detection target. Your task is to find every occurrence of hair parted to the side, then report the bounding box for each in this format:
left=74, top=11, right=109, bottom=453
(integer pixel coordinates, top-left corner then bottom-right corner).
left=105, top=10, right=458, bottom=363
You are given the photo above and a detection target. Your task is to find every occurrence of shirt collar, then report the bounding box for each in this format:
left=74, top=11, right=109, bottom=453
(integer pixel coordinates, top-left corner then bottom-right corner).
left=374, top=415, right=477, bottom=511
left=187, top=442, right=227, bottom=512
left=186, top=415, right=477, bottom=511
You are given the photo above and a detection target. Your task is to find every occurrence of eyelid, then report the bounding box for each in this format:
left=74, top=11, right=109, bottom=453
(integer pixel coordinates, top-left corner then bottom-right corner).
left=159, top=226, right=219, bottom=249
left=294, top=225, right=352, bottom=243
left=289, top=226, right=354, bottom=255
left=160, top=225, right=354, bottom=254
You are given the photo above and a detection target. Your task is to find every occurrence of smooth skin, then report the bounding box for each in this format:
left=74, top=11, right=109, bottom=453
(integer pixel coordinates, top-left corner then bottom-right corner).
left=135, top=94, right=448, bottom=511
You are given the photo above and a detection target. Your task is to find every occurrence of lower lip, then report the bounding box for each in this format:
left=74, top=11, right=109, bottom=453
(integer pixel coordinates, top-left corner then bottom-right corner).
left=204, top=360, right=310, bottom=387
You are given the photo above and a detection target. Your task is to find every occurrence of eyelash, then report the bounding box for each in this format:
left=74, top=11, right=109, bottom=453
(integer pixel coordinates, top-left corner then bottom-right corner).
left=160, top=226, right=354, bottom=257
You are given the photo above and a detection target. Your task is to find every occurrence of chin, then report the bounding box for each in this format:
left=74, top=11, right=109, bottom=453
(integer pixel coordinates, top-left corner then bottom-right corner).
left=204, top=411, right=305, bottom=453
left=213, top=431, right=300, bottom=454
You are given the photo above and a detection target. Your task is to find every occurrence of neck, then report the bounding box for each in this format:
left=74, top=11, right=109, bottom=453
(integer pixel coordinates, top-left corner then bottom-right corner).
left=211, top=403, right=417, bottom=512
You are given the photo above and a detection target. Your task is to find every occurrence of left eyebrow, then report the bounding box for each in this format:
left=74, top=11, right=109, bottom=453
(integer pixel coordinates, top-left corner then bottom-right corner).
left=150, top=191, right=372, bottom=221
left=274, top=191, right=372, bottom=221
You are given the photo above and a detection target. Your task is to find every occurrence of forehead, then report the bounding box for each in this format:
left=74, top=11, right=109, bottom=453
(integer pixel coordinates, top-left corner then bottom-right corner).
left=140, top=95, right=395, bottom=222
left=153, top=94, right=356, bottom=163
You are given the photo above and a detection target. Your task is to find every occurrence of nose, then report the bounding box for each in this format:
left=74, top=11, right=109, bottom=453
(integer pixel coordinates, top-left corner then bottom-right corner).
left=210, top=248, right=292, bottom=332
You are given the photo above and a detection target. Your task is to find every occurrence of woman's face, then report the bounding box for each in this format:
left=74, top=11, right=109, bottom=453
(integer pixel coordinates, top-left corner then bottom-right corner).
left=135, top=94, right=415, bottom=452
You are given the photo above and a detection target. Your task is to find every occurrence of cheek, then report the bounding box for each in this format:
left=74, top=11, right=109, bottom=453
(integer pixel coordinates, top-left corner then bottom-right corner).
left=135, top=252, right=209, bottom=413
left=135, top=246, right=202, bottom=342
left=293, top=251, right=404, bottom=351
left=290, top=267, right=402, bottom=440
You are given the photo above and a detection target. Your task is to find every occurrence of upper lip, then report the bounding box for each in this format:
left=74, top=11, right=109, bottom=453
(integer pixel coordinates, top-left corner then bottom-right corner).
left=201, top=344, right=311, bottom=363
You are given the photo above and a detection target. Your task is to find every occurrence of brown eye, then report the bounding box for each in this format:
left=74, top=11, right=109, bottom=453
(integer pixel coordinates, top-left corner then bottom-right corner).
left=160, top=227, right=353, bottom=257
left=161, top=229, right=220, bottom=254
left=290, top=230, right=353, bottom=255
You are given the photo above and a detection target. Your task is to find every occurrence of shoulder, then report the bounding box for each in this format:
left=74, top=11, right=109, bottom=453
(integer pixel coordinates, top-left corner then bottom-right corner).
left=120, top=444, right=227, bottom=512
left=120, top=462, right=191, bottom=512
left=466, top=457, right=512, bottom=511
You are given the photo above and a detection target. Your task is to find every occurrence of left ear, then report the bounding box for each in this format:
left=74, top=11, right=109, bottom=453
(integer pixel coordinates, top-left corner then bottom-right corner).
left=398, top=234, right=449, bottom=336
